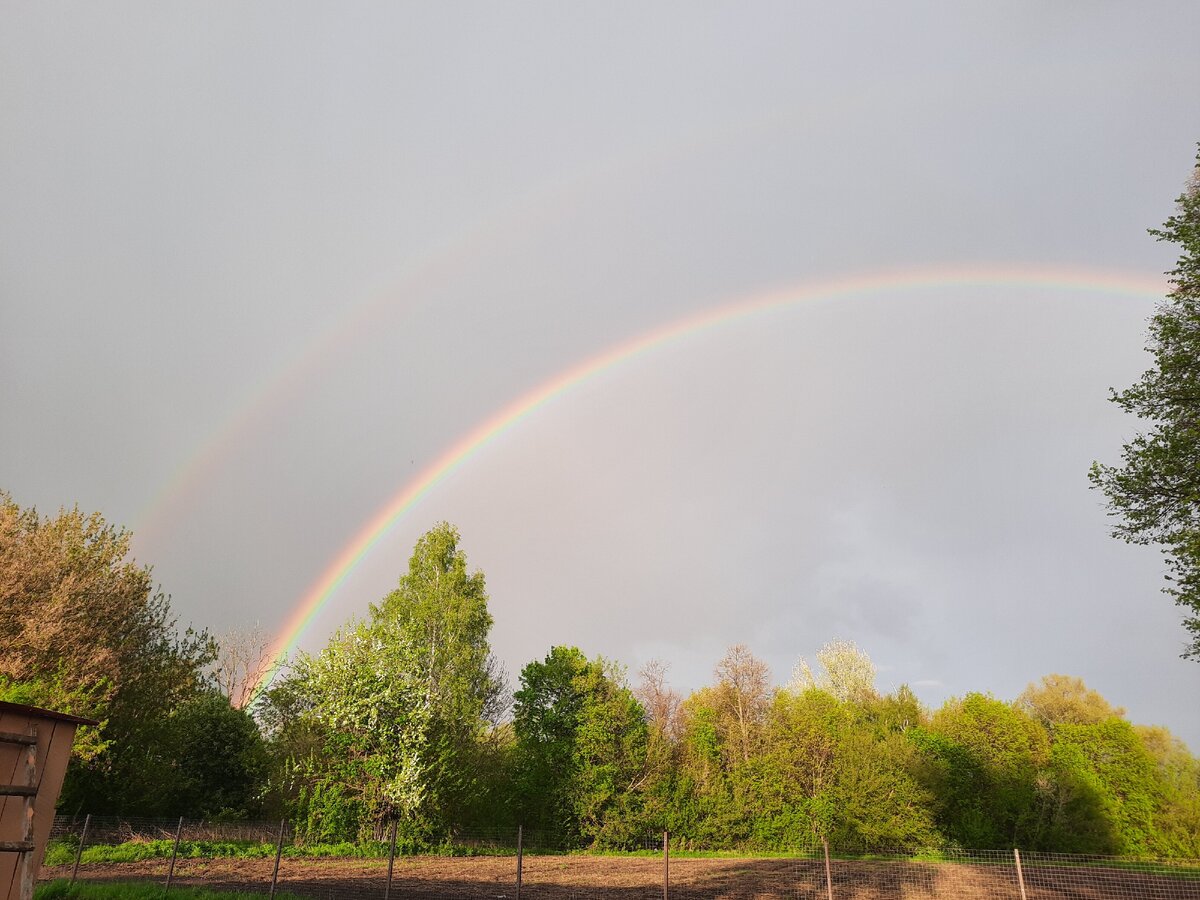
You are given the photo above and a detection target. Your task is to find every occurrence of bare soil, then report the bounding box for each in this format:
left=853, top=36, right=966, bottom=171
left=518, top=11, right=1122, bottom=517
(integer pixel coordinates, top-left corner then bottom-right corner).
left=39, top=855, right=1200, bottom=899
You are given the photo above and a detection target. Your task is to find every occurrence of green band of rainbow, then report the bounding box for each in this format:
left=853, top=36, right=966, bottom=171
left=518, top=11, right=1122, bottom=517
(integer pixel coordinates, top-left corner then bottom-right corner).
left=249, top=264, right=1165, bottom=701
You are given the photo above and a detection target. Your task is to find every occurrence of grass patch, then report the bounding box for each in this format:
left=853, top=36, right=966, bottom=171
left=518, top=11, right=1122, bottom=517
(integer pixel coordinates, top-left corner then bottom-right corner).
left=36, top=881, right=304, bottom=900
left=593, top=847, right=819, bottom=859
left=43, top=837, right=522, bottom=866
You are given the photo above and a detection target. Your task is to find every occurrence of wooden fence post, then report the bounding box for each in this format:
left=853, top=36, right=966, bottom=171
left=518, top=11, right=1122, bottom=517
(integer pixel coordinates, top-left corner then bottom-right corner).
left=515, top=824, right=523, bottom=900
left=662, top=831, right=669, bottom=900
left=822, top=836, right=834, bottom=900
left=269, top=819, right=286, bottom=900
left=384, top=819, right=398, bottom=900
left=1013, top=848, right=1028, bottom=900
left=70, top=814, right=90, bottom=885
left=164, top=816, right=184, bottom=889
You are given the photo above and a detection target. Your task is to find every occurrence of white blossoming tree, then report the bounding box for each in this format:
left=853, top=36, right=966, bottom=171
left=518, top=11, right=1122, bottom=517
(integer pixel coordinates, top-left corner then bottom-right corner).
left=293, top=618, right=432, bottom=834
left=791, top=639, right=878, bottom=703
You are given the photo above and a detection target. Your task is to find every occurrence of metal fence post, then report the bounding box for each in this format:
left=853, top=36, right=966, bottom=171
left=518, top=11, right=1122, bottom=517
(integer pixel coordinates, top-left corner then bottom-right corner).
left=70, top=814, right=91, bottom=885
left=822, top=836, right=834, bottom=900
left=515, top=824, right=523, bottom=900
left=164, top=816, right=184, bottom=890
left=1013, top=847, right=1028, bottom=900
left=662, top=830, right=669, bottom=900
left=269, top=819, right=286, bottom=900
left=383, top=819, right=397, bottom=900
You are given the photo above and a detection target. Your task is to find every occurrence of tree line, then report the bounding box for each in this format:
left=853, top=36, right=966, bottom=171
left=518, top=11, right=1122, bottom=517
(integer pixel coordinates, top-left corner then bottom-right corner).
left=3, top=500, right=1198, bottom=857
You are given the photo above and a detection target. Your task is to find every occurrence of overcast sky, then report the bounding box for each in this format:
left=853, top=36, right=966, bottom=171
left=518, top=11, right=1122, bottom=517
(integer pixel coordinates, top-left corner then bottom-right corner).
left=4, top=3, right=1200, bottom=747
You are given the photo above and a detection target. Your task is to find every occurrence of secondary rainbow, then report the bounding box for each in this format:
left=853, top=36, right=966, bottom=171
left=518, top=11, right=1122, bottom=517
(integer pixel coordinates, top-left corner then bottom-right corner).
left=249, top=263, right=1166, bottom=699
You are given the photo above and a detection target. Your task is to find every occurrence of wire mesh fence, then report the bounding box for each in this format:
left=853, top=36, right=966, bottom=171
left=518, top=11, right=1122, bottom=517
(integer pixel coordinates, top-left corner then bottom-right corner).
left=49, top=816, right=291, bottom=846
left=38, top=815, right=1200, bottom=899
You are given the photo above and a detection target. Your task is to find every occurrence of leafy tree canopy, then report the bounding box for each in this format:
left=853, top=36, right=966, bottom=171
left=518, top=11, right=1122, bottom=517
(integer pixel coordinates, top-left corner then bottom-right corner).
left=791, top=639, right=878, bottom=704
left=1091, top=147, right=1200, bottom=657
left=0, top=490, right=215, bottom=814
left=265, top=523, right=502, bottom=840
left=292, top=618, right=433, bottom=834
left=1, top=492, right=212, bottom=752
left=513, top=646, right=649, bottom=844
left=374, top=522, right=503, bottom=726
left=1017, top=674, right=1125, bottom=727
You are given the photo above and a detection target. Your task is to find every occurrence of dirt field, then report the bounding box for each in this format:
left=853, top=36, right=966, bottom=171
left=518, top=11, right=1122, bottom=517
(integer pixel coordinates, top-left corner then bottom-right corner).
left=39, top=854, right=1200, bottom=899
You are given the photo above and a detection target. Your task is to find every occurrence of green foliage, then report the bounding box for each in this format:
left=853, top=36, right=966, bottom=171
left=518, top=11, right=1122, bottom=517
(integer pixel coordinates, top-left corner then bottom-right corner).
left=570, top=658, right=650, bottom=847
left=9, top=494, right=1197, bottom=858
left=285, top=617, right=433, bottom=837
left=263, top=523, right=503, bottom=841
left=36, top=882, right=305, bottom=900
left=661, top=681, right=937, bottom=853
left=41, top=835, right=523, bottom=866
left=1039, top=738, right=1121, bottom=853
left=374, top=522, right=500, bottom=726
left=728, top=687, right=937, bottom=852
left=1091, top=147, right=1200, bottom=657
left=1137, top=725, right=1200, bottom=856
left=1049, top=720, right=1159, bottom=855
left=513, top=647, right=649, bottom=846
left=912, top=693, right=1049, bottom=848
left=55, top=691, right=269, bottom=819
left=161, top=692, right=269, bottom=818
left=1018, top=674, right=1125, bottom=727
left=0, top=490, right=221, bottom=814
left=827, top=727, right=940, bottom=849
left=373, top=522, right=505, bottom=829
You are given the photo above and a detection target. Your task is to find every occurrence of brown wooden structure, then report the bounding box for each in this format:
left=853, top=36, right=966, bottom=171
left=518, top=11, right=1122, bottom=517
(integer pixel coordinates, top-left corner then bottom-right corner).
left=0, top=701, right=96, bottom=900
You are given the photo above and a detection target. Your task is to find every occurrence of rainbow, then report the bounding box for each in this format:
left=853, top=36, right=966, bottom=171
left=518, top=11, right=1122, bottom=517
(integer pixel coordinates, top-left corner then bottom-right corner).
left=131, top=148, right=645, bottom=545
left=131, top=109, right=762, bottom=547
left=132, top=197, right=564, bottom=544
left=248, top=264, right=1166, bottom=700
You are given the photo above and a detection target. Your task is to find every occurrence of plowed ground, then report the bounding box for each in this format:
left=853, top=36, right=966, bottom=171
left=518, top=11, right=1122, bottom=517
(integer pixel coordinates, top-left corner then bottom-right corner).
left=40, top=855, right=1200, bottom=899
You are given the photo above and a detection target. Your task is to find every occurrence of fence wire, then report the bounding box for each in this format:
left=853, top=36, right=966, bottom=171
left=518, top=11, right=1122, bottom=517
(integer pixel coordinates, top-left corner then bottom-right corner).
left=39, top=816, right=1200, bottom=900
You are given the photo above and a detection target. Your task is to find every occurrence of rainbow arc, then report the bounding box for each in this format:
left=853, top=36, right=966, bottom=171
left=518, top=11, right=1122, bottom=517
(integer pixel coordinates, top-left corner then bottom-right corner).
left=248, top=264, right=1165, bottom=701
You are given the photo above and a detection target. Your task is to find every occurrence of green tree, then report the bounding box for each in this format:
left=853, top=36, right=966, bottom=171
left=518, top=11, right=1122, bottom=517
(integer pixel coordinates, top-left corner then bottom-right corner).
left=373, top=522, right=505, bottom=827
left=755, top=688, right=844, bottom=847
left=1090, top=148, right=1200, bottom=657
left=1040, top=719, right=1157, bottom=854
left=914, top=693, right=1049, bottom=848
left=632, top=661, right=683, bottom=837
left=255, top=669, right=336, bottom=829
left=287, top=618, right=432, bottom=840
left=266, top=523, right=501, bottom=839
left=712, top=644, right=771, bottom=764
left=512, top=647, right=649, bottom=845
left=827, top=727, right=939, bottom=850
left=1136, top=725, right=1200, bottom=856
left=0, top=491, right=216, bottom=813
left=754, top=687, right=937, bottom=852
left=669, top=686, right=750, bottom=848
left=512, top=647, right=590, bottom=835
left=158, top=692, right=268, bottom=818
left=791, top=640, right=878, bottom=704
left=1017, top=674, right=1125, bottom=727
left=654, top=647, right=773, bottom=850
